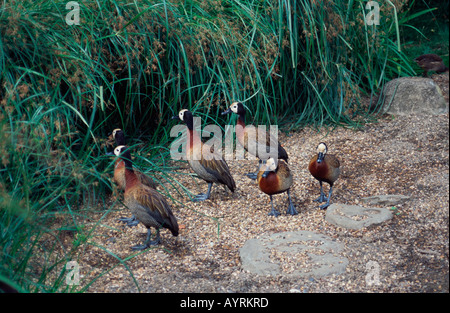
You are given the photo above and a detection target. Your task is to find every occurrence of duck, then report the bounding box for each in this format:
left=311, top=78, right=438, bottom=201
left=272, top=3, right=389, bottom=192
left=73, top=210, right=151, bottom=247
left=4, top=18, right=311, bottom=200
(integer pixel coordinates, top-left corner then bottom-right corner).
left=172, top=109, right=236, bottom=201
left=108, top=128, right=157, bottom=227
left=109, top=145, right=179, bottom=250
left=109, top=128, right=157, bottom=190
left=257, top=157, right=297, bottom=216
left=308, top=142, right=340, bottom=210
left=221, top=101, right=288, bottom=179
left=414, top=54, right=448, bottom=77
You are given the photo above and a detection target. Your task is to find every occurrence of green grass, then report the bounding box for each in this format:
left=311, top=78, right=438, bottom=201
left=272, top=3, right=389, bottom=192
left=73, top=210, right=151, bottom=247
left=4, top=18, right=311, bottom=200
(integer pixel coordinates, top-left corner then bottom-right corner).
left=0, top=0, right=443, bottom=292
left=401, top=6, right=449, bottom=75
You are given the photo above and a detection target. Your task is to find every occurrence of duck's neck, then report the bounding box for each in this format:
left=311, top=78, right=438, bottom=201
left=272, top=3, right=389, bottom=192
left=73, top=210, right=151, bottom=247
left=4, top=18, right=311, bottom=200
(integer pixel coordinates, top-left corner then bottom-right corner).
left=115, top=133, right=126, bottom=146
left=123, top=159, right=138, bottom=191
left=187, top=127, right=202, bottom=151
left=237, top=112, right=246, bottom=126
left=185, top=117, right=202, bottom=151
left=235, top=114, right=246, bottom=143
left=115, top=159, right=124, bottom=169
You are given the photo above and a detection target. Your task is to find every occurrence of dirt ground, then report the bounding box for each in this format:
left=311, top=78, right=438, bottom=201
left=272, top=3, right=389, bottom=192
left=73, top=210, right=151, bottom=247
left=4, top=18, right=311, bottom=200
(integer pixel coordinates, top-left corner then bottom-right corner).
left=76, top=75, right=449, bottom=294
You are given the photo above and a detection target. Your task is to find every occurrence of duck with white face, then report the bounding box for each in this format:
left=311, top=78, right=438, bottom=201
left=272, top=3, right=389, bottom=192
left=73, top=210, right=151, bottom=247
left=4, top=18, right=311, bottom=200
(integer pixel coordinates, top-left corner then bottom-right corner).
left=222, top=101, right=289, bottom=180
left=171, top=109, right=236, bottom=202
left=221, top=102, right=244, bottom=117
left=308, top=142, right=340, bottom=210
left=106, top=128, right=157, bottom=227
left=108, top=145, right=179, bottom=250
left=257, top=157, right=297, bottom=216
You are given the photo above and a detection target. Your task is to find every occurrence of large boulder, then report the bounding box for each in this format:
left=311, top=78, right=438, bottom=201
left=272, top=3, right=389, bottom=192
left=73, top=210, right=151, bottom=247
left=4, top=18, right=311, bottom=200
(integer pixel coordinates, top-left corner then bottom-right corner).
left=381, top=77, right=447, bottom=115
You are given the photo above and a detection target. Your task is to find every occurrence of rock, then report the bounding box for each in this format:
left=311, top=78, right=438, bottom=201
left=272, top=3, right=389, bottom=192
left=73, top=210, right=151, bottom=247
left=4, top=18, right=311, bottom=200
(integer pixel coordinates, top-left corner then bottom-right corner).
left=361, top=195, right=411, bottom=206
left=239, top=231, right=348, bottom=278
left=325, top=203, right=393, bottom=230
left=381, top=77, right=448, bottom=115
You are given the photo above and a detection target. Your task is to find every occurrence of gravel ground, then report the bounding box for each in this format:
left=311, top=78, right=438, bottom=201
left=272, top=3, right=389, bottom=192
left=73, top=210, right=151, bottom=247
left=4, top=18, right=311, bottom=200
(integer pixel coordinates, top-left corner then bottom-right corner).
left=75, top=77, right=449, bottom=294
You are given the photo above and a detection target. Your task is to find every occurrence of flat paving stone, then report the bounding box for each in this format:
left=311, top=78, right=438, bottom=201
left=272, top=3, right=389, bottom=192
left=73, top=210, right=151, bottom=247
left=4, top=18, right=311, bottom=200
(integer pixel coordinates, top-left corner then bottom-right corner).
left=325, top=203, right=394, bottom=230
left=361, top=194, right=411, bottom=206
left=239, top=230, right=348, bottom=278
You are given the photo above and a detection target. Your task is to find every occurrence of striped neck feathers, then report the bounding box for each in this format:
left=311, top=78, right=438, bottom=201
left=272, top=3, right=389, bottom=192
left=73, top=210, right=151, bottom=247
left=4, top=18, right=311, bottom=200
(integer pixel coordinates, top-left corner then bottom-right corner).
left=121, top=154, right=139, bottom=190
left=187, top=127, right=202, bottom=153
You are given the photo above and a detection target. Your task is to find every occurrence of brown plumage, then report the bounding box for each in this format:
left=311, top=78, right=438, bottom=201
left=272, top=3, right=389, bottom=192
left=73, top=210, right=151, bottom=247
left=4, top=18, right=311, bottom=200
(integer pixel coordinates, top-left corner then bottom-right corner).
left=414, top=54, right=448, bottom=77
left=308, top=142, right=340, bottom=210
left=109, top=128, right=157, bottom=190
left=108, top=129, right=157, bottom=227
left=257, top=158, right=297, bottom=216
left=111, top=145, right=178, bottom=250
left=172, top=109, right=236, bottom=201
left=222, top=102, right=288, bottom=179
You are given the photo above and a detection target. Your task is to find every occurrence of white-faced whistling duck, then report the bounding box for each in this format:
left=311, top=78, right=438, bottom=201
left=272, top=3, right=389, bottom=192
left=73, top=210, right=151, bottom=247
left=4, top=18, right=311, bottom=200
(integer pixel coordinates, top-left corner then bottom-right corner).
left=108, top=128, right=157, bottom=227
left=414, top=54, right=449, bottom=77
left=109, top=128, right=157, bottom=190
left=172, top=109, right=236, bottom=202
left=308, top=142, right=340, bottom=210
left=222, top=101, right=288, bottom=180
left=109, top=145, right=179, bottom=250
left=257, top=157, right=297, bottom=216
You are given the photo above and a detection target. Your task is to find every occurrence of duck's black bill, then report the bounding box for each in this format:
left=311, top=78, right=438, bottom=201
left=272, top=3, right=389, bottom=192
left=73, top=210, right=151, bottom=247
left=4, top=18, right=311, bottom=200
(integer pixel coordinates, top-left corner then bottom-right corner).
left=221, top=108, right=232, bottom=115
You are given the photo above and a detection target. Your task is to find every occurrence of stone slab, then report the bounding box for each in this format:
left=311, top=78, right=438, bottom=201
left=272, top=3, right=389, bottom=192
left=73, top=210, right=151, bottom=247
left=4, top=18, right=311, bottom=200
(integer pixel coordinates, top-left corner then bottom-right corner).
left=361, top=195, right=410, bottom=206
left=325, top=203, right=393, bottom=230
left=239, top=231, right=348, bottom=278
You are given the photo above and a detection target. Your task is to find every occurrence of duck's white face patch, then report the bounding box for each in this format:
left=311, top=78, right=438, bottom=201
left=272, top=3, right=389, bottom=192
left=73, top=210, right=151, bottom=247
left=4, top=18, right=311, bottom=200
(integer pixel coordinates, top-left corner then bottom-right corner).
left=317, top=143, right=327, bottom=154
left=112, top=128, right=121, bottom=137
left=230, top=102, right=239, bottom=114
left=179, top=109, right=188, bottom=120
left=114, top=145, right=126, bottom=156
left=264, top=157, right=277, bottom=172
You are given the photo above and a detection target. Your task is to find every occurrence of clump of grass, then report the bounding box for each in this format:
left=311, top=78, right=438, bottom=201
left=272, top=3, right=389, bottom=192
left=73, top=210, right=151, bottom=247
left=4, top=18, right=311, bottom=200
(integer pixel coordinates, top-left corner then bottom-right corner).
left=0, top=0, right=436, bottom=292
left=400, top=0, right=449, bottom=72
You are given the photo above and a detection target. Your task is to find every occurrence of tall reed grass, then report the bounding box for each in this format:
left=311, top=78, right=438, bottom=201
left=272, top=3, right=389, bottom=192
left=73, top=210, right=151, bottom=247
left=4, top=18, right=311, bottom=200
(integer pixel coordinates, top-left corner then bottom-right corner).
left=0, top=0, right=433, bottom=292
